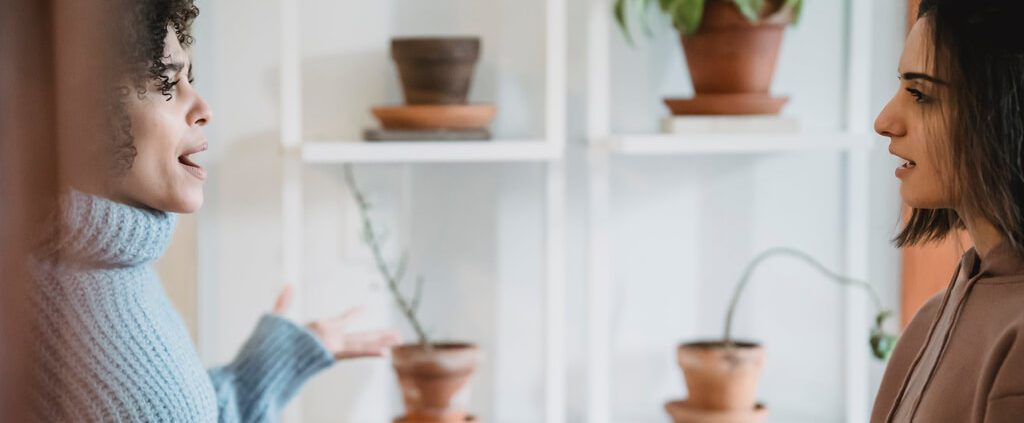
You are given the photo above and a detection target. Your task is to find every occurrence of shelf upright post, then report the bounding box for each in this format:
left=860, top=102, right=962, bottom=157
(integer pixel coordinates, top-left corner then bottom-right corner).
left=585, top=0, right=612, bottom=420
left=842, top=0, right=875, bottom=420
left=280, top=0, right=304, bottom=421
left=545, top=0, right=569, bottom=421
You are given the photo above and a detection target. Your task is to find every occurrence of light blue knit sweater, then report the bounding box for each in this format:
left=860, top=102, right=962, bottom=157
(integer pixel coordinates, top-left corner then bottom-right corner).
left=30, top=190, right=334, bottom=422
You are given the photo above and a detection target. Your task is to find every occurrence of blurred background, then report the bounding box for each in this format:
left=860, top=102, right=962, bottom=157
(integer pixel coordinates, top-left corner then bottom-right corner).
left=3, top=0, right=961, bottom=422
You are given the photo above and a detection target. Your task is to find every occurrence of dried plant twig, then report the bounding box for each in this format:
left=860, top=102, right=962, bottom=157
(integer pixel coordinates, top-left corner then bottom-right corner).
left=343, top=165, right=432, bottom=350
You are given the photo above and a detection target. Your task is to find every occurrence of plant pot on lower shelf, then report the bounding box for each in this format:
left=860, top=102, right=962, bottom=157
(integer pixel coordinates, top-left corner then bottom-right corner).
left=678, top=341, right=764, bottom=410
left=392, top=343, right=480, bottom=423
left=667, top=341, right=766, bottom=423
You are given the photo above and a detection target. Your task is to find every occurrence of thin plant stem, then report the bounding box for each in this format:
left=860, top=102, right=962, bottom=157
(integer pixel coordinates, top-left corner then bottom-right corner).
left=343, top=165, right=432, bottom=350
left=723, top=247, right=886, bottom=345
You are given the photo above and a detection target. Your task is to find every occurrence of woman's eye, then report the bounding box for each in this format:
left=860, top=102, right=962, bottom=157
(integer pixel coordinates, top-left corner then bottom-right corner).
left=906, top=88, right=929, bottom=104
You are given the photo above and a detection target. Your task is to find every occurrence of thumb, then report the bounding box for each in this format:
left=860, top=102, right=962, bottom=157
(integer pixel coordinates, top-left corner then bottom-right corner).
left=272, top=284, right=294, bottom=314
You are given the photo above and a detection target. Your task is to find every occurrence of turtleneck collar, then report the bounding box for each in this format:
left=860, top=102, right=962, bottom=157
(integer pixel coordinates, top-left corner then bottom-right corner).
left=37, top=189, right=177, bottom=268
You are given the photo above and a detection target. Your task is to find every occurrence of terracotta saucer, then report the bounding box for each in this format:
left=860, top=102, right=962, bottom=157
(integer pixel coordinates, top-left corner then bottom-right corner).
left=372, top=104, right=496, bottom=130
left=393, top=415, right=477, bottom=423
left=663, top=94, right=788, bottom=116
left=664, top=399, right=767, bottom=423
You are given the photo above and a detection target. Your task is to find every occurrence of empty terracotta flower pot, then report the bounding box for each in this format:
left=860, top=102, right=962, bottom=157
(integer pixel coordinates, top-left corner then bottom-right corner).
left=392, top=343, right=479, bottom=422
left=677, top=341, right=765, bottom=412
left=680, top=1, right=791, bottom=95
left=391, top=37, right=481, bottom=105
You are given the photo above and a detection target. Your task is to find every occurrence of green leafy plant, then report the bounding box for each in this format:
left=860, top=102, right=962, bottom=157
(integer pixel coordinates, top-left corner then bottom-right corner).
left=723, top=247, right=899, bottom=361
left=344, top=165, right=433, bottom=351
left=614, top=0, right=804, bottom=41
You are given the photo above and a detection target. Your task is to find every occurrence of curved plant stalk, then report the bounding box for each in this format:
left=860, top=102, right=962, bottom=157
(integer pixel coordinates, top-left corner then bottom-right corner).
left=722, top=247, right=898, bottom=360
left=344, top=165, right=432, bottom=352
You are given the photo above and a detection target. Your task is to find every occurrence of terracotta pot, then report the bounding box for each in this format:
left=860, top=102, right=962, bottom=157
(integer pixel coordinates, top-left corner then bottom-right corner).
left=665, top=399, right=768, bottom=423
left=677, top=341, right=764, bottom=412
left=681, top=1, right=791, bottom=95
left=391, top=37, right=480, bottom=105
left=392, top=343, right=479, bottom=422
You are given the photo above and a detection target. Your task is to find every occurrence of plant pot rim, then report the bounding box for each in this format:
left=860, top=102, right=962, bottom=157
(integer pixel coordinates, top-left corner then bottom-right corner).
left=679, top=340, right=762, bottom=350
left=393, top=342, right=478, bottom=352
left=392, top=36, right=481, bottom=43
left=391, top=37, right=481, bottom=63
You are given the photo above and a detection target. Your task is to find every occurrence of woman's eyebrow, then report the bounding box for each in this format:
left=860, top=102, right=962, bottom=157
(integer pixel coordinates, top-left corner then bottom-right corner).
left=163, top=61, right=187, bottom=74
left=901, top=71, right=947, bottom=85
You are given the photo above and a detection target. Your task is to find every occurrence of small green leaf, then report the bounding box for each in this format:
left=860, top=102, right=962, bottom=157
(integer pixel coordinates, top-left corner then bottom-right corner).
left=870, top=310, right=899, bottom=361
left=672, top=0, right=705, bottom=35
left=640, top=0, right=656, bottom=37
left=614, top=0, right=635, bottom=44
left=733, top=0, right=765, bottom=23
left=870, top=331, right=899, bottom=361
left=788, top=0, right=803, bottom=24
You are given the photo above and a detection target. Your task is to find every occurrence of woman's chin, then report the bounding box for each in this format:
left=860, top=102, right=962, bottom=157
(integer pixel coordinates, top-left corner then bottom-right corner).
left=177, top=194, right=204, bottom=214
left=162, top=190, right=204, bottom=214
left=900, top=189, right=950, bottom=210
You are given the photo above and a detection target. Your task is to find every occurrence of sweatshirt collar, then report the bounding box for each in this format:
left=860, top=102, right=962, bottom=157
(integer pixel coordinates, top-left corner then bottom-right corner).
left=976, top=241, right=1024, bottom=280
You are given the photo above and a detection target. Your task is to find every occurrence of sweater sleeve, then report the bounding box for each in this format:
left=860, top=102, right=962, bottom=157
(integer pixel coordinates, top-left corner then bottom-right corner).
left=208, top=314, right=335, bottom=423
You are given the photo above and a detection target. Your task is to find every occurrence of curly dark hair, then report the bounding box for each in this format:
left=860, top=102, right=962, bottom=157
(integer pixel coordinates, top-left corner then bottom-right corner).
left=107, top=0, right=200, bottom=173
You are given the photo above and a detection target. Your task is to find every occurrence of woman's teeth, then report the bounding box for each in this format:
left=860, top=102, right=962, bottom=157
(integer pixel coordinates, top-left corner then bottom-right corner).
left=900, top=160, right=916, bottom=169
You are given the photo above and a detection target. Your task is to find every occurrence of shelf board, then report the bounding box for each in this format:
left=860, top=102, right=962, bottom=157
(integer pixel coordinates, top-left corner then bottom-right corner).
left=299, top=139, right=562, bottom=164
left=595, top=132, right=875, bottom=156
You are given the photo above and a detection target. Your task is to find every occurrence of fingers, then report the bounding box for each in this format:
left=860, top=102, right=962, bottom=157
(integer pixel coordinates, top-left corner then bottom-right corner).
left=272, top=283, right=294, bottom=315
left=337, top=329, right=403, bottom=360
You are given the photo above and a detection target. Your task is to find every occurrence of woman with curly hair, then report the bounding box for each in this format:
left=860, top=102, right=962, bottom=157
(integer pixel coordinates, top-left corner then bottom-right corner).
left=872, top=0, right=1024, bottom=421
left=30, top=1, right=400, bottom=421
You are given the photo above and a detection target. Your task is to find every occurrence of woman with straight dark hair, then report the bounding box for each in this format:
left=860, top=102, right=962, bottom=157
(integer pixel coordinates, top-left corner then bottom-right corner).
left=28, top=1, right=401, bottom=421
left=872, top=0, right=1024, bottom=421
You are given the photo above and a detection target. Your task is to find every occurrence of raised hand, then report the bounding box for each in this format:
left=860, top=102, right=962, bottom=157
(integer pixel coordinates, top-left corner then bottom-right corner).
left=272, top=284, right=402, bottom=360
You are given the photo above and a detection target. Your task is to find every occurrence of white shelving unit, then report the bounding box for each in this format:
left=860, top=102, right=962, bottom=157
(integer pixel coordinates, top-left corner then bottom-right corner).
left=300, top=140, right=561, bottom=164
left=585, top=1, right=876, bottom=423
left=278, top=0, right=567, bottom=422
left=596, top=132, right=872, bottom=156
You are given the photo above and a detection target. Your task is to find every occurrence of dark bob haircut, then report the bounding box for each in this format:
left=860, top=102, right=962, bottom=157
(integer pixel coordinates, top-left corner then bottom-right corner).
left=896, top=0, right=1024, bottom=253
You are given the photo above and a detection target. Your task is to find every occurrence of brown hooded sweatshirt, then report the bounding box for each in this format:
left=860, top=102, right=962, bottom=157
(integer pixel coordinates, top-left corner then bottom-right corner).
left=872, top=242, right=1024, bottom=422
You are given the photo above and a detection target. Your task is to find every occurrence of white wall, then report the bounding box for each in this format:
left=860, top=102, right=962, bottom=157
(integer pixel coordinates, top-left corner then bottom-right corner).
left=185, top=0, right=907, bottom=422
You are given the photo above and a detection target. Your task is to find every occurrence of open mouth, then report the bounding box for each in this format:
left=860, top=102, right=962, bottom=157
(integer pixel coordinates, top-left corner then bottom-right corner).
left=178, top=143, right=208, bottom=180
left=890, top=147, right=917, bottom=174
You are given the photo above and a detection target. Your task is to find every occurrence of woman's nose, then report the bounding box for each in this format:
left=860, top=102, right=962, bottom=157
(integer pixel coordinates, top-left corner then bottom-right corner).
left=874, top=98, right=905, bottom=139
left=189, top=94, right=213, bottom=127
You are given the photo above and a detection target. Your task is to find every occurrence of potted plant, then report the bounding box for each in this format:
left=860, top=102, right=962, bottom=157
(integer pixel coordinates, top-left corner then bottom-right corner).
left=614, top=0, right=804, bottom=115
left=344, top=166, right=479, bottom=423
left=391, top=37, right=480, bottom=105
left=666, top=247, right=898, bottom=422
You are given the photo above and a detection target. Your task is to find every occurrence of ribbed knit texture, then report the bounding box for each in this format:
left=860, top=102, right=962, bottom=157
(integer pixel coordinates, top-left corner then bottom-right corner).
left=30, top=190, right=334, bottom=422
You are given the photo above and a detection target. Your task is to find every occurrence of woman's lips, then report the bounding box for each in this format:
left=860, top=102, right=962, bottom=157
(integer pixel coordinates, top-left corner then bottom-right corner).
left=178, top=153, right=207, bottom=180
left=895, top=160, right=916, bottom=179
